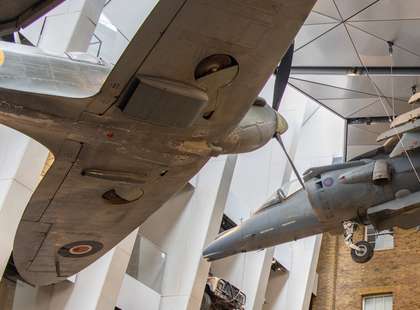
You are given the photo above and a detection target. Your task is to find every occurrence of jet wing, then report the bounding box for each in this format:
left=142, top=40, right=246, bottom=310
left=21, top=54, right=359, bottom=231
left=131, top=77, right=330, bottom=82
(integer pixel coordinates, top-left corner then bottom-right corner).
left=368, top=191, right=420, bottom=230
left=377, top=118, right=420, bottom=142
left=0, top=0, right=64, bottom=35
left=11, top=0, right=316, bottom=285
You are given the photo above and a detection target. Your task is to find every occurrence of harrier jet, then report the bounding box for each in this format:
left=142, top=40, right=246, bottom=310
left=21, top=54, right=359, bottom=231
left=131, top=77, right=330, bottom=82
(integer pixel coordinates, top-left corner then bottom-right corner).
left=203, top=108, right=420, bottom=264
left=0, top=0, right=316, bottom=285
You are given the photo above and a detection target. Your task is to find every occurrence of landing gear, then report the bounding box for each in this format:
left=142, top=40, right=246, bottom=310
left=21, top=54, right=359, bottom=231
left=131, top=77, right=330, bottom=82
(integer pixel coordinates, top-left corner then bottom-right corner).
left=343, top=221, right=374, bottom=264
left=350, top=241, right=374, bottom=263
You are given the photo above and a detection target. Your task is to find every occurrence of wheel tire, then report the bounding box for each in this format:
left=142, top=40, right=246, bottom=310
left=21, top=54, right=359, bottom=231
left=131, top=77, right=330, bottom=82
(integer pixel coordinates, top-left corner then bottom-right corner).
left=200, top=292, right=212, bottom=310
left=351, top=241, right=374, bottom=263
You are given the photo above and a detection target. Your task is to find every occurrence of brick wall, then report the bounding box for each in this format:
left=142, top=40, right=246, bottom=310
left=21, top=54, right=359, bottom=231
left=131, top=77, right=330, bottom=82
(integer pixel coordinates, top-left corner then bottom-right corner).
left=311, top=227, right=420, bottom=310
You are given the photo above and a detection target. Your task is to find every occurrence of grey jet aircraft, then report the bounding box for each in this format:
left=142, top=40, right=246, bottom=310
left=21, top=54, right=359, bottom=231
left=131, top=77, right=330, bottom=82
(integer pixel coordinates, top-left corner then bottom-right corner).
left=203, top=107, right=420, bottom=264
left=0, top=0, right=317, bottom=285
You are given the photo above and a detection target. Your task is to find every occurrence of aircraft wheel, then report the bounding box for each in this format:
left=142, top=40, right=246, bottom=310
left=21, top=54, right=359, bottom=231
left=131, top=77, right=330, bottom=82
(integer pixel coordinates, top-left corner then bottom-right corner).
left=350, top=241, right=374, bottom=264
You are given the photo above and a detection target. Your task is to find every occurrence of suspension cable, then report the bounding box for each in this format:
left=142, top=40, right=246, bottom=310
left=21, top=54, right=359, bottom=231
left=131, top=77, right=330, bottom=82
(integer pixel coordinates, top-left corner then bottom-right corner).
left=389, top=41, right=395, bottom=121
left=332, top=0, right=420, bottom=185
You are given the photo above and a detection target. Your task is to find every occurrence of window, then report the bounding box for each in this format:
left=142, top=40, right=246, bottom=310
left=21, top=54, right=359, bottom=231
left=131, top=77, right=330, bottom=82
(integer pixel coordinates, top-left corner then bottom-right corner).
left=365, top=225, right=394, bottom=251
left=363, top=294, right=393, bottom=310
left=126, top=234, right=166, bottom=294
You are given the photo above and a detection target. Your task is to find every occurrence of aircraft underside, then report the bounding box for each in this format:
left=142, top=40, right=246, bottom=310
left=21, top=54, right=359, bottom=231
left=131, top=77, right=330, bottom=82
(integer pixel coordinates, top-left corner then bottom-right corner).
left=0, top=0, right=317, bottom=285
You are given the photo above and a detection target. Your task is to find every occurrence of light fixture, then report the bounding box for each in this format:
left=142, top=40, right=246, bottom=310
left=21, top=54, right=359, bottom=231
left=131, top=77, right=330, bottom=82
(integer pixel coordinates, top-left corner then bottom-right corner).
left=347, top=67, right=359, bottom=76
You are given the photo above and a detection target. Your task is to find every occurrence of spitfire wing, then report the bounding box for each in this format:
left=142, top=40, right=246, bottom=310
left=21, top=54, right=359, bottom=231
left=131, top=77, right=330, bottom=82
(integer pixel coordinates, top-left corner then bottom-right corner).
left=87, top=0, right=314, bottom=130
left=0, top=0, right=64, bottom=35
left=14, top=138, right=207, bottom=285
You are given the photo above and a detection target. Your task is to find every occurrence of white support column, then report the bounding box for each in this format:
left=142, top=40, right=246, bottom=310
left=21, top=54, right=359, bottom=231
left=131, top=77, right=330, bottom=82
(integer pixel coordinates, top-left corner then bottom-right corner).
left=11, top=229, right=139, bottom=310
left=0, top=126, right=48, bottom=279
left=116, top=185, right=197, bottom=310
left=189, top=155, right=239, bottom=310
left=135, top=155, right=238, bottom=310
left=264, top=235, right=322, bottom=310
left=251, top=249, right=275, bottom=310
left=192, top=84, right=309, bottom=310
left=208, top=142, right=282, bottom=310
left=263, top=93, right=344, bottom=310
left=20, top=0, right=106, bottom=54
left=210, top=248, right=274, bottom=310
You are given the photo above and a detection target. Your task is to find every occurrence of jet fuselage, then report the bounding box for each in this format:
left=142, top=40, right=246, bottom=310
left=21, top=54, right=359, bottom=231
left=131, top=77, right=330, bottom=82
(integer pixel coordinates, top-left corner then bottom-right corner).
left=203, top=152, right=420, bottom=261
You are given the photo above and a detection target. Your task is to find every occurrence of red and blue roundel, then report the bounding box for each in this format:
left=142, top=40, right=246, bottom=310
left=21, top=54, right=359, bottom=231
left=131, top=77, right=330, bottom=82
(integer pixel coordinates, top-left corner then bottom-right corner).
left=323, top=177, right=334, bottom=187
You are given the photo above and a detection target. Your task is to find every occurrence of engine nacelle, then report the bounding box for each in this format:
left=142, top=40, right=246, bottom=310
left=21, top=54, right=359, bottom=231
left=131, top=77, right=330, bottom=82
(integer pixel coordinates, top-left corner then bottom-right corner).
left=373, top=159, right=391, bottom=185
left=219, top=104, right=287, bottom=154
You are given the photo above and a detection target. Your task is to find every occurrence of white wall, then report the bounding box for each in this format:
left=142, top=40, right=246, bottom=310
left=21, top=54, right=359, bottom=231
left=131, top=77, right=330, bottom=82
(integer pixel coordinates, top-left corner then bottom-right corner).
left=208, top=83, right=344, bottom=310
left=294, top=101, right=345, bottom=172
left=21, top=0, right=106, bottom=54
left=117, top=275, right=161, bottom=310
left=265, top=236, right=322, bottom=310
left=263, top=90, right=345, bottom=310
left=119, top=156, right=238, bottom=310
left=0, top=126, right=48, bottom=279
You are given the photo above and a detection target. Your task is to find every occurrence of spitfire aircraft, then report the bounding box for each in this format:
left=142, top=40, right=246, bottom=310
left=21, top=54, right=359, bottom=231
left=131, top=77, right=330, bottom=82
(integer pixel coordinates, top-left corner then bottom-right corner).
left=203, top=106, right=420, bottom=264
left=0, top=0, right=317, bottom=285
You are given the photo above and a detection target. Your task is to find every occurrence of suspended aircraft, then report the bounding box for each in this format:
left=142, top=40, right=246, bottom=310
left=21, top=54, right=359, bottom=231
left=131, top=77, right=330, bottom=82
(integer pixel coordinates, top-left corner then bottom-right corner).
left=0, top=0, right=317, bottom=285
left=203, top=68, right=420, bottom=264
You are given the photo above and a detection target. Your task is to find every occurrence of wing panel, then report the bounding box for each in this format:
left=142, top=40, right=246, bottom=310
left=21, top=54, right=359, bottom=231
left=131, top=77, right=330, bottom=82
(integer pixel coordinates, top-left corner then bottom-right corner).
left=89, top=0, right=317, bottom=135
left=88, top=0, right=187, bottom=114
left=14, top=143, right=207, bottom=285
left=22, top=140, right=82, bottom=222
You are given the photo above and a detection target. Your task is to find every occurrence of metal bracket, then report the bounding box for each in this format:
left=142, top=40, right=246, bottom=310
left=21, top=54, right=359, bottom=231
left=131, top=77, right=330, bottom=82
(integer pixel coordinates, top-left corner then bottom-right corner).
left=343, top=221, right=361, bottom=251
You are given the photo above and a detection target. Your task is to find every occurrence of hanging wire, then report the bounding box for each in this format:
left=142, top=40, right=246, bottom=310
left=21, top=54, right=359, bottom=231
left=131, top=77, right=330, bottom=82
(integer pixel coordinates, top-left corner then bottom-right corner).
left=332, top=0, right=420, bottom=185
left=388, top=41, right=395, bottom=121
left=388, top=51, right=420, bottom=184
left=276, top=133, right=305, bottom=189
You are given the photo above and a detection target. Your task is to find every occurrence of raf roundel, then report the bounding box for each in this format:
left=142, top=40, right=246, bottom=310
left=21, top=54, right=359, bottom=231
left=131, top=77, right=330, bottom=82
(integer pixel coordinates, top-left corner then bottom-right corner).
left=323, top=177, right=334, bottom=187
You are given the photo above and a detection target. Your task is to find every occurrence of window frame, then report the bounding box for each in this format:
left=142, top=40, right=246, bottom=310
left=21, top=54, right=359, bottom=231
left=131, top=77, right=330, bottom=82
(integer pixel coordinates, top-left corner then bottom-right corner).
left=362, top=294, right=393, bottom=310
left=364, top=225, right=394, bottom=251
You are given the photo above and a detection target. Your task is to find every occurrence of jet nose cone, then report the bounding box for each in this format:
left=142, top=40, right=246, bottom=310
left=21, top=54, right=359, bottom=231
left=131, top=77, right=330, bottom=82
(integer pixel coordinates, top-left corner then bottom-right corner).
left=202, top=241, right=221, bottom=261
left=202, top=227, right=243, bottom=261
